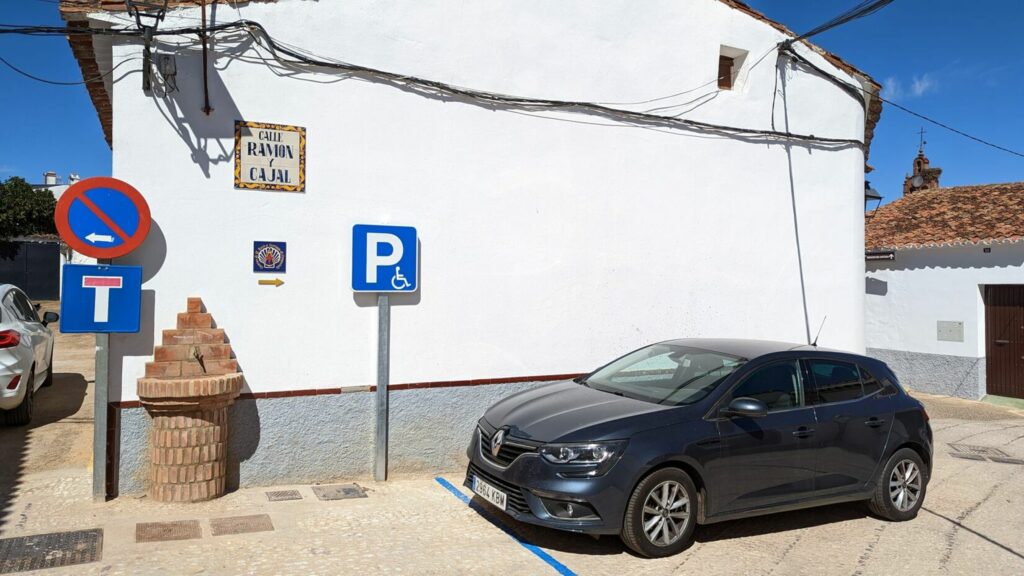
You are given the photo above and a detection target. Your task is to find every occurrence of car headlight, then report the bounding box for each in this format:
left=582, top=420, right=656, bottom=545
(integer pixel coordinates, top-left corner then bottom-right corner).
left=538, top=441, right=627, bottom=477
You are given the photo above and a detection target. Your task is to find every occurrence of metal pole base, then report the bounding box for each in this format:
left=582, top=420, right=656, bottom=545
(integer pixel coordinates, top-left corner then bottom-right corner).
left=374, top=294, right=390, bottom=481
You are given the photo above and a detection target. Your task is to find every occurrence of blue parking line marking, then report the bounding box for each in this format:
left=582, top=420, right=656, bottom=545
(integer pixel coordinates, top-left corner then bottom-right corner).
left=434, top=477, right=577, bottom=576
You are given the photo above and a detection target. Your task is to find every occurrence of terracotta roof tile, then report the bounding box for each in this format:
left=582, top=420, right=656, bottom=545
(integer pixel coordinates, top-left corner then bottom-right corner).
left=865, top=182, right=1024, bottom=250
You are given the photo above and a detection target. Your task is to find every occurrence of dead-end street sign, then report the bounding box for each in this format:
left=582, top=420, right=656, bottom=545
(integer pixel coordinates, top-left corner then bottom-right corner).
left=54, top=177, right=152, bottom=259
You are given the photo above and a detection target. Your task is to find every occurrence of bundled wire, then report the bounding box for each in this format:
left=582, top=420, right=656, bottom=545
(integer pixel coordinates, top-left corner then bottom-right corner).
left=217, top=20, right=867, bottom=147
left=9, top=6, right=1018, bottom=158
left=0, top=20, right=863, bottom=148
left=785, top=0, right=896, bottom=45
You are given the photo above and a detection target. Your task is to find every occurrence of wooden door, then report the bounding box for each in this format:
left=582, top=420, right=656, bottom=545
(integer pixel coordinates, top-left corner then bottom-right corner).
left=985, top=285, right=1024, bottom=399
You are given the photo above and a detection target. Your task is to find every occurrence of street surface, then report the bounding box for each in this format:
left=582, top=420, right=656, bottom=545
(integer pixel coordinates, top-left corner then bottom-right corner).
left=1, top=321, right=1023, bottom=575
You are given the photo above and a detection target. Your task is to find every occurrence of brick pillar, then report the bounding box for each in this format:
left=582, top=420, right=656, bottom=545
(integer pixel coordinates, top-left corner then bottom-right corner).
left=137, top=298, right=242, bottom=503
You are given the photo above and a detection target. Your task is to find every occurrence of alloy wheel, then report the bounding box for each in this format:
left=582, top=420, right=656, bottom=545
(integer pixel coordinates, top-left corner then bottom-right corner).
left=889, top=459, right=922, bottom=512
left=641, top=480, right=690, bottom=546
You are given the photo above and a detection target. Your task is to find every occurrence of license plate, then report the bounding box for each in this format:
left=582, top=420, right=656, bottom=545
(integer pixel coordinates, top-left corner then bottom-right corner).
left=472, top=475, right=507, bottom=511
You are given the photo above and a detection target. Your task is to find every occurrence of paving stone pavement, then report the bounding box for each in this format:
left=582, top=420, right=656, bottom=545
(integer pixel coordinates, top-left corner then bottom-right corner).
left=3, top=321, right=1024, bottom=574
left=0, top=401, right=1021, bottom=575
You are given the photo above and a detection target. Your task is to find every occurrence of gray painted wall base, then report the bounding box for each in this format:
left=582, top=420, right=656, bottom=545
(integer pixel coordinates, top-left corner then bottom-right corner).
left=867, top=348, right=986, bottom=400
left=115, top=380, right=541, bottom=496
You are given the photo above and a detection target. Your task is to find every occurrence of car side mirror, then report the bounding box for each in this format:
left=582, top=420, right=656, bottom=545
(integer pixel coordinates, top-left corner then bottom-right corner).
left=42, top=311, right=59, bottom=326
left=721, top=397, right=768, bottom=418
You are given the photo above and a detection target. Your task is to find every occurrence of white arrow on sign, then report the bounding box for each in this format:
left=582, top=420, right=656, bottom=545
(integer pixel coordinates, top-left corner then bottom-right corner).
left=85, top=232, right=115, bottom=243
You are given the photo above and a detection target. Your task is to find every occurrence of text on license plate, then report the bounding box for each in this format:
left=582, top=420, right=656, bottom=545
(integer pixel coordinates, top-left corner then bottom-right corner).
left=472, top=475, right=507, bottom=511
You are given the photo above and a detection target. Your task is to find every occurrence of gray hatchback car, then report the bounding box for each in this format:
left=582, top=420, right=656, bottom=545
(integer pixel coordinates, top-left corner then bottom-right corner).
left=465, top=339, right=932, bottom=557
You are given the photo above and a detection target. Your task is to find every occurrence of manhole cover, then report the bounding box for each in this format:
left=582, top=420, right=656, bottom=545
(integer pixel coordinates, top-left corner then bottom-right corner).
left=948, top=444, right=1010, bottom=458
left=135, top=520, right=201, bottom=543
left=210, top=514, right=274, bottom=536
left=266, top=490, right=302, bottom=502
left=0, top=528, right=102, bottom=574
left=949, top=452, right=987, bottom=461
left=988, top=456, right=1024, bottom=466
left=311, top=484, right=367, bottom=501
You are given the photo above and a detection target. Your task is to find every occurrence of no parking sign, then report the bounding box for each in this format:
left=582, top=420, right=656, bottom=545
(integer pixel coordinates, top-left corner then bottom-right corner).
left=54, top=177, right=151, bottom=260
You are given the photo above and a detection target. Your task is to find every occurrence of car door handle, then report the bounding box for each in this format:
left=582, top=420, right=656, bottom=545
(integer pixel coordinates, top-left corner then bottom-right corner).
left=864, top=417, right=886, bottom=428
left=792, top=427, right=815, bottom=438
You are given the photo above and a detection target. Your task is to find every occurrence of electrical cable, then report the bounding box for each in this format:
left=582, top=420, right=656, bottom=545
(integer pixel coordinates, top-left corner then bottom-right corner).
left=0, top=54, right=137, bottom=85
left=785, top=0, right=896, bottom=45
left=0, top=19, right=860, bottom=148
left=3, top=18, right=848, bottom=146
left=227, top=20, right=862, bottom=147
left=783, top=46, right=1024, bottom=160
left=9, top=4, right=1017, bottom=160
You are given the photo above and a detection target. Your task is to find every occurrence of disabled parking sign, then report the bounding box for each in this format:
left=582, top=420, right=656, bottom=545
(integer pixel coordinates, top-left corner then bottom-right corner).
left=59, top=264, right=143, bottom=333
left=352, top=224, right=418, bottom=292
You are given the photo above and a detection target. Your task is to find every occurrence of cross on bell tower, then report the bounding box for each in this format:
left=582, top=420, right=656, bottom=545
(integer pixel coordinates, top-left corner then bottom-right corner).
left=903, top=127, right=942, bottom=195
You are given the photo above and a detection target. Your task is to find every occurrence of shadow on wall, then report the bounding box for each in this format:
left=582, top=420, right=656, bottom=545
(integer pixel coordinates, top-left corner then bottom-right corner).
left=865, top=276, right=888, bottom=296
left=107, top=219, right=166, bottom=400
left=149, top=33, right=246, bottom=179
left=226, top=399, right=261, bottom=492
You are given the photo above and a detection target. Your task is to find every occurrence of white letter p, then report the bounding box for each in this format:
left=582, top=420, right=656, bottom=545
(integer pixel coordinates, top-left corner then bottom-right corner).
left=366, top=233, right=403, bottom=283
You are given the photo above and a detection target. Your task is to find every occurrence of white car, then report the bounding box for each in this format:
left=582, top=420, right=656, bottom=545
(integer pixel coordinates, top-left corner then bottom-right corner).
left=0, top=284, right=58, bottom=425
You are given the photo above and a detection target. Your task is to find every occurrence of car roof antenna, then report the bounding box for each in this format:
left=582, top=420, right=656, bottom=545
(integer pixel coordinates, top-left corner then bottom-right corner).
left=811, top=315, right=827, bottom=347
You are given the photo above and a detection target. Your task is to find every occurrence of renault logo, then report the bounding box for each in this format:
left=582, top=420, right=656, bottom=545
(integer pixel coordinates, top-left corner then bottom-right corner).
left=491, top=429, right=505, bottom=458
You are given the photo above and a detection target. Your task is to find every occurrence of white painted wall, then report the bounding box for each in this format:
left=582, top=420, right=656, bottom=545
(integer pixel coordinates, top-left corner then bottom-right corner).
left=96, top=0, right=869, bottom=401
left=866, top=243, right=1024, bottom=358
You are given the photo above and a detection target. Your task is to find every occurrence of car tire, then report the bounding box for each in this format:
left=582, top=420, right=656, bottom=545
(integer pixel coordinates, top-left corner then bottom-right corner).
left=42, top=348, right=54, bottom=387
left=867, top=447, right=927, bottom=521
left=5, top=368, right=35, bottom=426
left=621, top=468, right=698, bottom=558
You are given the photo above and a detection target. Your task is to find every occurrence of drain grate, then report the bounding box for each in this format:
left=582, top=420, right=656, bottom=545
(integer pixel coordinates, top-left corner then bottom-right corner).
left=949, top=444, right=1010, bottom=458
left=0, top=528, right=102, bottom=574
left=311, top=484, right=367, bottom=501
left=950, top=452, right=987, bottom=461
left=988, top=456, right=1024, bottom=466
left=135, top=520, right=201, bottom=543
left=210, top=514, right=275, bottom=536
left=266, top=489, right=303, bottom=502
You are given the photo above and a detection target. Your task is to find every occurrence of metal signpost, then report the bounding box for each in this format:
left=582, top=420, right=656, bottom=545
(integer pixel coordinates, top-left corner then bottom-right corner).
left=352, top=224, right=419, bottom=481
left=54, top=177, right=151, bottom=501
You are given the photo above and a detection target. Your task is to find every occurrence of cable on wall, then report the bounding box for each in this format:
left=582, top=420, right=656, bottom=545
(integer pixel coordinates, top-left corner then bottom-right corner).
left=0, top=20, right=865, bottom=148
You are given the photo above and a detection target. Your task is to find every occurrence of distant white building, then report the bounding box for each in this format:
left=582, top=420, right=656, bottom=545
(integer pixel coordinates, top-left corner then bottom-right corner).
left=31, top=170, right=80, bottom=201
left=31, top=172, right=96, bottom=274
left=62, top=0, right=881, bottom=495
left=865, top=151, right=1024, bottom=401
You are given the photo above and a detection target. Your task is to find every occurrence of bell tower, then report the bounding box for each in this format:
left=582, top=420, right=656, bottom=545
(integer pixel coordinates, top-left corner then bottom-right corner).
left=903, top=128, right=942, bottom=194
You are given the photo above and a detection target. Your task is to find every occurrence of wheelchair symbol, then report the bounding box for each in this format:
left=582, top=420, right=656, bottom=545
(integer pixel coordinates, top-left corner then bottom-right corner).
left=391, top=267, right=411, bottom=290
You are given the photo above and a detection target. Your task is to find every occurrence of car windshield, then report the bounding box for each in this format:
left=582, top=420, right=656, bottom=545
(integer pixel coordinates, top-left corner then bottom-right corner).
left=584, top=344, right=746, bottom=406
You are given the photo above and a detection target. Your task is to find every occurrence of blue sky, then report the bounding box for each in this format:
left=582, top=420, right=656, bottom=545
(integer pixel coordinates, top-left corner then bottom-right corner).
left=0, top=1, right=111, bottom=185
left=747, top=0, right=1024, bottom=202
left=1, top=1, right=1021, bottom=202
